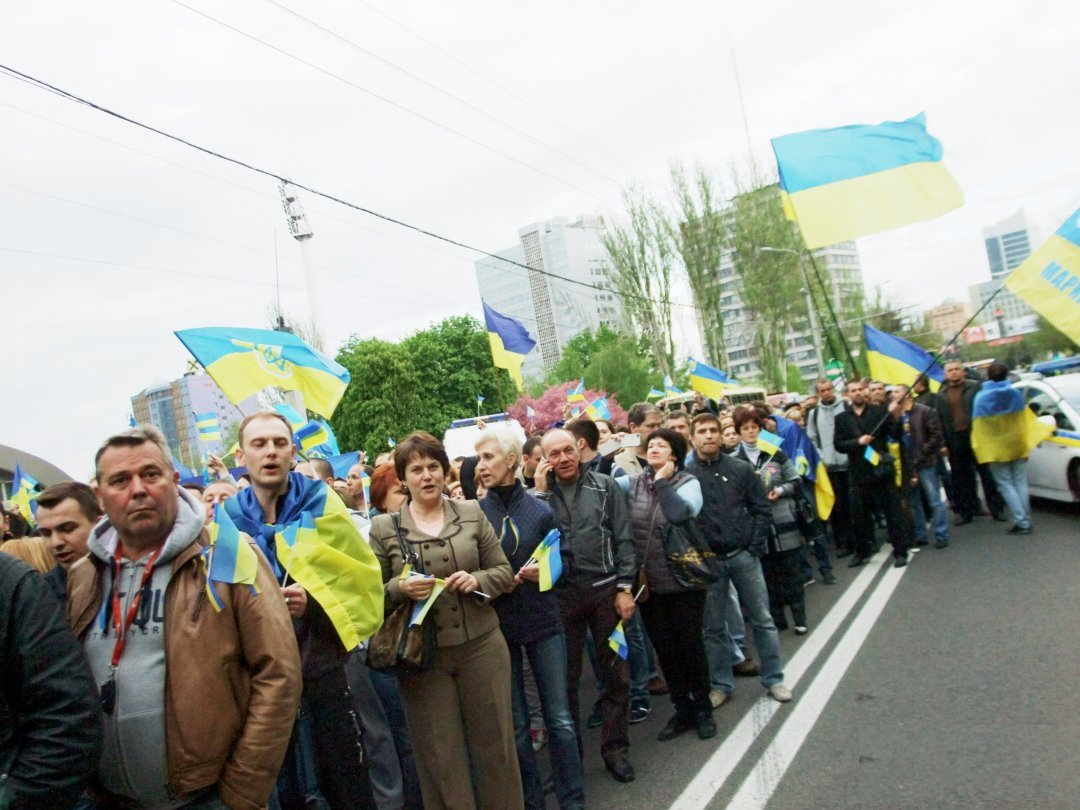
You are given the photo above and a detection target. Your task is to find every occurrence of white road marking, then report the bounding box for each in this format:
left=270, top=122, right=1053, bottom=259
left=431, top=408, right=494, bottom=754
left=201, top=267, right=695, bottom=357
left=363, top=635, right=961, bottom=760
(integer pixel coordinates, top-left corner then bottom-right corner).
left=727, top=559, right=911, bottom=809
left=669, top=549, right=893, bottom=810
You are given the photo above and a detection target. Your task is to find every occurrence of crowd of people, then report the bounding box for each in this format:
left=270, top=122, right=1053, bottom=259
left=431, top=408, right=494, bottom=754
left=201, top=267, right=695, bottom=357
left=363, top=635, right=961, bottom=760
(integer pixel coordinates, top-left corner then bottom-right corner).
left=0, top=359, right=1040, bottom=809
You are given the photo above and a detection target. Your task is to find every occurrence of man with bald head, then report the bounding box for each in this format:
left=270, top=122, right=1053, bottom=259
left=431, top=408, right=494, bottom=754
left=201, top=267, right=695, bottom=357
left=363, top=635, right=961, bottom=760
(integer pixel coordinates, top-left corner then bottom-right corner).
left=534, top=428, right=638, bottom=784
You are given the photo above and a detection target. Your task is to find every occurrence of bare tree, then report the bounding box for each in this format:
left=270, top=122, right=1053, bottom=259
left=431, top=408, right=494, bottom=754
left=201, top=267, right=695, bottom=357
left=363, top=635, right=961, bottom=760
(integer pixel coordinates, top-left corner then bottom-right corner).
left=266, top=302, right=325, bottom=352
left=602, top=185, right=676, bottom=378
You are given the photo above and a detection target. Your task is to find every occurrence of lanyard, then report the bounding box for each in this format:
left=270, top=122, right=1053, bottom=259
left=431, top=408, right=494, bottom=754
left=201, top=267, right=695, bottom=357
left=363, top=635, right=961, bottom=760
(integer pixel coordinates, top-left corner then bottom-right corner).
left=109, top=544, right=164, bottom=669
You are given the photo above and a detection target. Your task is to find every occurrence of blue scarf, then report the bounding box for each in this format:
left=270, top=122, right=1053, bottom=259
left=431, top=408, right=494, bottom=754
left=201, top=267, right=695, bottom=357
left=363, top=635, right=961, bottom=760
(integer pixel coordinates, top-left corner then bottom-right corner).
left=225, top=471, right=323, bottom=578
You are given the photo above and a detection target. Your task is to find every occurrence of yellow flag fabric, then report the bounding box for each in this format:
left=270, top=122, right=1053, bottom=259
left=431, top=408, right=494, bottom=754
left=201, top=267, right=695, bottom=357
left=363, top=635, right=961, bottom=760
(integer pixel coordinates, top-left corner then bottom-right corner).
left=971, top=408, right=1054, bottom=464
left=1004, top=208, right=1080, bottom=345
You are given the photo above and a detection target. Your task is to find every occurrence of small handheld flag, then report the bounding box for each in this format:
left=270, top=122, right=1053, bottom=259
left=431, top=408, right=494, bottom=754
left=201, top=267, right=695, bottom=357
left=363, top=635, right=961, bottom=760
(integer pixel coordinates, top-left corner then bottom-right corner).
left=387, top=437, right=397, bottom=448
left=195, top=412, right=222, bottom=442
left=663, top=375, right=683, bottom=396
left=295, top=420, right=331, bottom=454
left=608, top=621, right=629, bottom=660
left=567, top=379, right=586, bottom=402
left=524, top=529, right=563, bottom=592
left=585, top=397, right=612, bottom=421
left=526, top=405, right=537, bottom=420
left=688, top=358, right=728, bottom=400
left=9, top=464, right=39, bottom=526
left=864, top=446, right=881, bottom=466
left=201, top=503, right=261, bottom=612
left=646, top=388, right=665, bottom=399
left=756, top=429, right=784, bottom=456
left=402, top=571, right=446, bottom=626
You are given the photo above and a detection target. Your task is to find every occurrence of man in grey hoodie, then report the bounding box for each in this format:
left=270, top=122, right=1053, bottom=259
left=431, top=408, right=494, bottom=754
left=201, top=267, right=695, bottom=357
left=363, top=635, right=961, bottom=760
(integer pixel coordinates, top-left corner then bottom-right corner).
left=806, top=377, right=855, bottom=558
left=68, top=425, right=301, bottom=809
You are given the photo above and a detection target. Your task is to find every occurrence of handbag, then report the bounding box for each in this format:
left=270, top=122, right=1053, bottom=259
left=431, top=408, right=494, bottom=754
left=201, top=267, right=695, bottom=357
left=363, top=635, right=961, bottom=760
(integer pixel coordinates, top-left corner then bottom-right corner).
left=662, top=518, right=718, bottom=588
left=366, top=513, right=437, bottom=674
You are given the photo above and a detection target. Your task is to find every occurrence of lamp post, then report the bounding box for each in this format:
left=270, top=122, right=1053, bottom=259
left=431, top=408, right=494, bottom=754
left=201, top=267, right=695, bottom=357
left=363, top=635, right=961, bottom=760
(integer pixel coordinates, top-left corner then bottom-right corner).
left=759, top=246, right=825, bottom=377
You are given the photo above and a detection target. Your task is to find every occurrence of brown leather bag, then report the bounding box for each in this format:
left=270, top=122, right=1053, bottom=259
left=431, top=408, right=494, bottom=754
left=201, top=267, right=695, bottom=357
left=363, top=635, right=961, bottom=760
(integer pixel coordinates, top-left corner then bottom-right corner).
left=367, top=513, right=437, bottom=673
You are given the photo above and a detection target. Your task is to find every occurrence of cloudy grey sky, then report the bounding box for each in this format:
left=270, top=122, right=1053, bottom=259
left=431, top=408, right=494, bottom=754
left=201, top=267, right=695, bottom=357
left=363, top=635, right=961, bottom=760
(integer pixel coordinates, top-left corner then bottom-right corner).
left=3, top=0, right=1077, bottom=478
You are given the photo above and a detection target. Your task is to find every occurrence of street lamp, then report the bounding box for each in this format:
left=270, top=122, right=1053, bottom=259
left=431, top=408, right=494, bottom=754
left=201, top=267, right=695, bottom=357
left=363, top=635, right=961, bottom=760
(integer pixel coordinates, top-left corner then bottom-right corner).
left=759, top=246, right=825, bottom=376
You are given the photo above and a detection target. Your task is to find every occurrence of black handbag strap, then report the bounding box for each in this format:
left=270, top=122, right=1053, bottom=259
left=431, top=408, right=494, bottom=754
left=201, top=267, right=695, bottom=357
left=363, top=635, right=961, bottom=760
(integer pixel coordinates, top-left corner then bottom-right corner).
left=390, top=512, right=422, bottom=574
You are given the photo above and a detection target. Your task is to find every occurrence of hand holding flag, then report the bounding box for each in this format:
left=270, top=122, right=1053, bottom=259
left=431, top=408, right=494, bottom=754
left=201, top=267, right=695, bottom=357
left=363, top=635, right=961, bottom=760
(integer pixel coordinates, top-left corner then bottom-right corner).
left=609, top=621, right=629, bottom=660
left=521, top=529, right=563, bottom=592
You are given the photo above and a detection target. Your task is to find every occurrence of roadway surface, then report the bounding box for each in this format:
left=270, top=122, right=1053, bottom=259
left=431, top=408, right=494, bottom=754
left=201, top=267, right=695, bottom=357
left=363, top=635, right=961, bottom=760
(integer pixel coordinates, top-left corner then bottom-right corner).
left=561, top=499, right=1079, bottom=809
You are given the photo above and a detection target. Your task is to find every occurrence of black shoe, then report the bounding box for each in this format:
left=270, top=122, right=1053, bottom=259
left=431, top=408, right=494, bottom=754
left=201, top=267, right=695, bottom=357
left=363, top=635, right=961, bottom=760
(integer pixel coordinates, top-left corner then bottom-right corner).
left=835, top=548, right=853, bottom=559
left=848, top=556, right=866, bottom=568
left=1007, top=525, right=1033, bottom=535
left=606, top=757, right=635, bottom=783
left=694, top=710, right=717, bottom=740
left=991, top=512, right=1008, bottom=522
left=955, top=516, right=973, bottom=526
left=915, top=539, right=930, bottom=547
left=657, top=713, right=692, bottom=741
left=935, top=539, right=949, bottom=548
left=893, top=556, right=908, bottom=568
left=586, top=701, right=603, bottom=729
left=629, top=699, right=650, bottom=724
left=822, top=571, right=838, bottom=585
left=774, top=619, right=789, bottom=632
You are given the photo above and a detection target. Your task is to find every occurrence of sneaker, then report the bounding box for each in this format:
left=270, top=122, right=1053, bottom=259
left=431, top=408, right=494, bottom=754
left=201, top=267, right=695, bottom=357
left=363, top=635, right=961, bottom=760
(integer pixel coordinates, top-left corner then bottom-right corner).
left=768, top=684, right=793, bottom=703
left=586, top=701, right=603, bottom=729
left=803, top=577, right=816, bottom=587
left=629, top=699, right=650, bottom=724
left=822, top=572, right=838, bottom=585
left=530, top=728, right=548, bottom=752
left=733, top=659, right=760, bottom=677
left=709, top=689, right=730, bottom=709
left=794, top=625, right=808, bottom=635
left=909, top=545, right=922, bottom=554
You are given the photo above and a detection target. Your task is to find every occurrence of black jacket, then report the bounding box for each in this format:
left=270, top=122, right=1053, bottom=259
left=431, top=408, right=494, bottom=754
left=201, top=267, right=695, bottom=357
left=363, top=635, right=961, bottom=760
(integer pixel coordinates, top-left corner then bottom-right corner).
left=904, top=403, right=945, bottom=472
left=834, top=403, right=904, bottom=484
left=538, top=467, right=636, bottom=590
left=479, top=483, right=564, bottom=646
left=687, top=453, right=772, bottom=558
left=0, top=556, right=101, bottom=809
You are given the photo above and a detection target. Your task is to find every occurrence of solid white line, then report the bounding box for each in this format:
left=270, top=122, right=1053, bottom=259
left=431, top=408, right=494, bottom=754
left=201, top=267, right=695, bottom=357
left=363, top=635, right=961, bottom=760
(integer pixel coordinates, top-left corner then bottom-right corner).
left=727, top=560, right=911, bottom=809
left=668, top=549, right=892, bottom=810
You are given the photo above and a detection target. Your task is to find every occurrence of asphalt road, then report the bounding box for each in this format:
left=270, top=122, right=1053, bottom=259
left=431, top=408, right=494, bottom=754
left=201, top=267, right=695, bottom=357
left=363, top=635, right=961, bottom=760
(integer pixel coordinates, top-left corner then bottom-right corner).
left=556, top=498, right=1080, bottom=809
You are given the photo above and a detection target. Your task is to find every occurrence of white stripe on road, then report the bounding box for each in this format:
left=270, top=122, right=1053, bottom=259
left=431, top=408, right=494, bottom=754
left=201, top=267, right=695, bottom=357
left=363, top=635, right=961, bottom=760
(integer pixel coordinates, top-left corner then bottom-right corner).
left=727, top=559, right=911, bottom=809
left=669, top=549, right=892, bottom=810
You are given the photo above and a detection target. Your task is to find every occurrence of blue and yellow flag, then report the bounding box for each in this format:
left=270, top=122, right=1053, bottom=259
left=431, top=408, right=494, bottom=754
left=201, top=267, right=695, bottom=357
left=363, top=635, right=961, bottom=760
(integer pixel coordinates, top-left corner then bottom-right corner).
left=688, top=358, right=728, bottom=400
left=273, top=402, right=306, bottom=430
left=567, top=378, right=586, bottom=402
left=387, top=437, right=397, bottom=448
left=526, top=529, right=563, bottom=592
left=609, top=621, right=629, bottom=660
left=175, top=327, right=351, bottom=418
left=295, top=420, right=330, bottom=455
left=646, top=388, right=665, bottom=399
left=482, top=301, right=536, bottom=391
left=195, top=412, right=222, bottom=442
left=774, top=416, right=835, bottom=521
left=971, top=381, right=1054, bottom=464
left=526, top=405, right=537, bottom=420
left=202, top=503, right=262, bottom=612
left=663, top=375, right=682, bottom=396
left=863, top=325, right=945, bottom=392
left=9, top=464, right=39, bottom=526
left=1004, top=208, right=1080, bottom=345
left=400, top=571, right=445, bottom=626
left=772, top=113, right=963, bottom=249
left=864, top=446, right=881, bottom=466
left=756, top=429, right=784, bottom=457
left=585, top=397, right=612, bottom=421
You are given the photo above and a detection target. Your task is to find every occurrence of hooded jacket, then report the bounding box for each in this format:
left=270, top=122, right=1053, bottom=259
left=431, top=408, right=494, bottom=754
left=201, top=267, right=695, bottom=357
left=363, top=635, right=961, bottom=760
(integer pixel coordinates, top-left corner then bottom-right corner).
left=67, top=486, right=301, bottom=810
left=807, top=398, right=851, bottom=471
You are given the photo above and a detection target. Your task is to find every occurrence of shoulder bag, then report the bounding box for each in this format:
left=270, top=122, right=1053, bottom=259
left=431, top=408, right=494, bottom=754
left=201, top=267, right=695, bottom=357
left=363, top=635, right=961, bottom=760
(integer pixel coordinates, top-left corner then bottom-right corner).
left=366, top=513, right=437, bottom=674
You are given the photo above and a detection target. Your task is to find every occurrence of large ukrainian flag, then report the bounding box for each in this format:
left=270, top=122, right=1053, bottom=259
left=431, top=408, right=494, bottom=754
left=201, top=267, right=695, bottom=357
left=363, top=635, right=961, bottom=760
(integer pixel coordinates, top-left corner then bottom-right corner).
left=774, top=416, right=835, bottom=521
left=771, top=113, right=963, bottom=249
left=1004, top=208, right=1080, bottom=345
left=482, top=301, right=536, bottom=391
left=863, top=325, right=945, bottom=391
left=688, top=357, right=728, bottom=400
left=175, top=327, right=351, bottom=418
left=971, top=382, right=1054, bottom=464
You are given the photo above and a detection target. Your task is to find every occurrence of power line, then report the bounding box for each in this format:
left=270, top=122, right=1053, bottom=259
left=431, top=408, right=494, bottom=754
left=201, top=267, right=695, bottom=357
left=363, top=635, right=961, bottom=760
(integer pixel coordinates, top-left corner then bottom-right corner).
left=166, top=0, right=614, bottom=205
left=355, top=0, right=637, bottom=174
left=0, top=63, right=696, bottom=311
left=259, top=0, right=623, bottom=187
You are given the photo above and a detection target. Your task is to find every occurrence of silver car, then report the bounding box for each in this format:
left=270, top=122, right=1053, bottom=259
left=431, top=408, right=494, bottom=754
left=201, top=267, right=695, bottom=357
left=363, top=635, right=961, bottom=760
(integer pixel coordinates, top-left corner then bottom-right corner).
left=1013, top=373, right=1080, bottom=502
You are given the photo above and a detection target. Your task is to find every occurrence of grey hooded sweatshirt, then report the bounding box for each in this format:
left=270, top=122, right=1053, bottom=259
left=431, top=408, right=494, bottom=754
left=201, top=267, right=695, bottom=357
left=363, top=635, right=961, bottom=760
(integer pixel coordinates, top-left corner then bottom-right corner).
left=808, top=398, right=850, bottom=471
left=82, top=486, right=206, bottom=808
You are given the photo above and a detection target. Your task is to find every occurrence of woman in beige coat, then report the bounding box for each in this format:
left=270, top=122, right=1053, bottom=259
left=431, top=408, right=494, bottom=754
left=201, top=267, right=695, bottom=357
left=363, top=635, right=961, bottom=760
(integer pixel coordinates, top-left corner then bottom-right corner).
left=368, top=431, right=522, bottom=810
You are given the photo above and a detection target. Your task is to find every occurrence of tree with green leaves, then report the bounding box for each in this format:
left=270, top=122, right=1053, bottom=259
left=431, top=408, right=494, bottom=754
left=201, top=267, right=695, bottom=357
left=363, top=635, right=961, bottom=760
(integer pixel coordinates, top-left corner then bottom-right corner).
left=602, top=185, right=676, bottom=379
left=546, top=324, right=657, bottom=407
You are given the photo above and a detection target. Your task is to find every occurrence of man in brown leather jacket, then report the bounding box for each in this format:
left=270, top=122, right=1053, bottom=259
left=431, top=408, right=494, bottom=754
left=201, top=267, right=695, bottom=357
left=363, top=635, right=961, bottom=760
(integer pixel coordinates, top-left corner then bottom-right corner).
left=67, top=425, right=301, bottom=809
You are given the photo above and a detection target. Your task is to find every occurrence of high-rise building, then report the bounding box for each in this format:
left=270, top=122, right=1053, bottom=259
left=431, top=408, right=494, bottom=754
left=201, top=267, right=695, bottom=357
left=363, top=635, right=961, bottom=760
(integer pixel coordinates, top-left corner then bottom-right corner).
left=130, top=372, right=255, bottom=467
left=475, top=216, right=625, bottom=381
left=983, top=209, right=1035, bottom=280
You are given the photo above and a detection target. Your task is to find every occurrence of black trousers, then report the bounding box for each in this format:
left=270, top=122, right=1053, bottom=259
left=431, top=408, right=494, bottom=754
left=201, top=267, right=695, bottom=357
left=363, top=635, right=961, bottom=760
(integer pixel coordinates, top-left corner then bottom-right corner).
left=947, top=430, right=981, bottom=520
left=762, top=547, right=806, bottom=627
left=825, top=468, right=853, bottom=553
left=638, top=589, right=710, bottom=719
left=850, top=474, right=908, bottom=559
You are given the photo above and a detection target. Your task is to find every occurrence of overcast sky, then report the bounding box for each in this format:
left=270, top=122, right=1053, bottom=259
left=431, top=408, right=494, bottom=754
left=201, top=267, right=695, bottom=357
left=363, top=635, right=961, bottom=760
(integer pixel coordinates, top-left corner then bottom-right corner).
left=3, top=0, right=1078, bottom=479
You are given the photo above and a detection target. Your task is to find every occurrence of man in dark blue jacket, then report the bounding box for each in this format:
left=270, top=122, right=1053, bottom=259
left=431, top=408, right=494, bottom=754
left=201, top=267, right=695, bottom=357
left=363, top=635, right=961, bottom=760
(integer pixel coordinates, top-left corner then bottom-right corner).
left=476, top=432, right=585, bottom=810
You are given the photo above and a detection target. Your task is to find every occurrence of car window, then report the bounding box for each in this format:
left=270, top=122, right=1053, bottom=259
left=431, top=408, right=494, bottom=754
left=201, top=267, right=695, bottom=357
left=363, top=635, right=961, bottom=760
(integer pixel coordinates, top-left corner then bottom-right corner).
left=1025, top=389, right=1075, bottom=431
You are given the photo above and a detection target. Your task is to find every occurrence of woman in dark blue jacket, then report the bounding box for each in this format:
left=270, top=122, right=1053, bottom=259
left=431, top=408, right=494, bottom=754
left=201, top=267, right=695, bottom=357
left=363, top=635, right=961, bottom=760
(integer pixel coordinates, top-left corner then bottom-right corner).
left=475, top=432, right=585, bottom=810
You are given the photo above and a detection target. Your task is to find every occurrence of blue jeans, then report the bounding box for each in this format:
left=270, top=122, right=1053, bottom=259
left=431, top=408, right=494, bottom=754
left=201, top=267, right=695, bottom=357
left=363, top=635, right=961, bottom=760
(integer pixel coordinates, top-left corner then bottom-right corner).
left=510, top=633, right=585, bottom=810
left=625, top=610, right=654, bottom=704
left=989, top=460, right=1031, bottom=529
left=726, top=583, right=746, bottom=665
left=909, top=465, right=950, bottom=542
left=703, top=550, right=784, bottom=694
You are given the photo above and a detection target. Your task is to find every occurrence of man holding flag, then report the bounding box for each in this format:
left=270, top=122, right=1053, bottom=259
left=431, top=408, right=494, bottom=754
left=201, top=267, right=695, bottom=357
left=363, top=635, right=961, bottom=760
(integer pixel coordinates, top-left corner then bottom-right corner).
left=834, top=380, right=910, bottom=568
left=226, top=411, right=385, bottom=809
left=474, top=432, right=585, bottom=810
